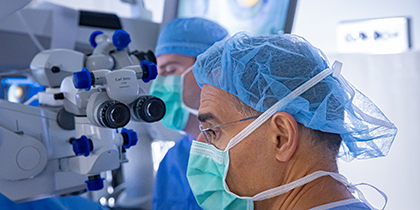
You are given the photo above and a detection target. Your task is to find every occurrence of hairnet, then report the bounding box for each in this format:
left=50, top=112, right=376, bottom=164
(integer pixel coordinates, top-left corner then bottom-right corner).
left=155, top=18, right=228, bottom=58
left=192, top=32, right=397, bottom=161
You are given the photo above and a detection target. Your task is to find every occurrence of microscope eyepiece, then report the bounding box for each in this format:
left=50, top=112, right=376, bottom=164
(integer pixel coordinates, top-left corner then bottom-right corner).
left=133, top=96, right=165, bottom=123
left=98, top=100, right=130, bottom=128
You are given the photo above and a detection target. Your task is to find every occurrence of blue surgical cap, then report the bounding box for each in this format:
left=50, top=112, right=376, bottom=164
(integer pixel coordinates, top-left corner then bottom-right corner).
left=192, top=32, right=397, bottom=161
left=155, top=18, right=228, bottom=57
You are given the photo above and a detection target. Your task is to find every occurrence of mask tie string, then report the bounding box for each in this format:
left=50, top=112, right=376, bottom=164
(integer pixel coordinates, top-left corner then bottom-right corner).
left=346, top=182, right=388, bottom=210
left=181, top=65, right=199, bottom=116
left=252, top=171, right=387, bottom=210
left=328, top=172, right=387, bottom=210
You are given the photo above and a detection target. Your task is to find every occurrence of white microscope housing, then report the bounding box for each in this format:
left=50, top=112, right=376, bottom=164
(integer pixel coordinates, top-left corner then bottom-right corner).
left=0, top=29, right=164, bottom=203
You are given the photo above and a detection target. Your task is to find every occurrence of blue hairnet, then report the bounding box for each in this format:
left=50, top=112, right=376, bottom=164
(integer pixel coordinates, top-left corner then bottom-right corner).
left=155, top=18, right=228, bottom=57
left=192, top=32, right=397, bottom=161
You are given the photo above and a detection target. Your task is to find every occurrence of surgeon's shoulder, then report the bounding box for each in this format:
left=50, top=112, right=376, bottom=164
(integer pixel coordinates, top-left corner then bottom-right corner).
left=310, top=199, right=372, bottom=210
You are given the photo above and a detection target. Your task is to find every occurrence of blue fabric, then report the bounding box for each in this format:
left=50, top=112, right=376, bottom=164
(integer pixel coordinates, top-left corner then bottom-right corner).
left=0, top=194, right=107, bottom=210
left=192, top=32, right=397, bottom=161
left=152, top=134, right=202, bottom=210
left=155, top=18, right=228, bottom=58
left=327, top=201, right=371, bottom=210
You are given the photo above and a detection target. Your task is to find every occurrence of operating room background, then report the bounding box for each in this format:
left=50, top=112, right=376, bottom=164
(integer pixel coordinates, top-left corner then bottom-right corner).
left=1, top=0, right=419, bottom=209
left=294, top=1, right=420, bottom=209
left=29, top=0, right=165, bottom=23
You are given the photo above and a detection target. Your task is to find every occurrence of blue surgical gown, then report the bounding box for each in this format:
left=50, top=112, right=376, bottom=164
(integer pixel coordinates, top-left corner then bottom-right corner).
left=310, top=198, right=371, bottom=210
left=152, top=134, right=202, bottom=210
left=0, top=194, right=108, bottom=210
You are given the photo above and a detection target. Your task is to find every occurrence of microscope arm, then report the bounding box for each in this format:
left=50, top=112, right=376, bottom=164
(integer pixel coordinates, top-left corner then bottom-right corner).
left=0, top=126, right=48, bottom=181
left=86, top=30, right=139, bottom=70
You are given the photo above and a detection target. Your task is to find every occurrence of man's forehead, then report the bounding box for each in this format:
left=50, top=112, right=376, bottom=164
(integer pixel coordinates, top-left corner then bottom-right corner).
left=200, top=84, right=232, bottom=104
left=157, top=53, right=195, bottom=63
left=157, top=54, right=195, bottom=70
left=199, top=84, right=240, bottom=123
left=156, top=54, right=182, bottom=67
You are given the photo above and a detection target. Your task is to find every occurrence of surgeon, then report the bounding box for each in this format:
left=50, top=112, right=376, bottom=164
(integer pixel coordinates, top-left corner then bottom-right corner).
left=187, top=32, right=397, bottom=209
left=149, top=18, right=228, bottom=209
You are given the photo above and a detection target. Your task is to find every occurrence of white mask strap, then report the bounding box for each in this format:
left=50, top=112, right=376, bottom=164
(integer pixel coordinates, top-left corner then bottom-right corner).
left=346, top=182, right=388, bottom=210
left=252, top=170, right=387, bottom=210
left=183, top=104, right=199, bottom=116
left=332, top=62, right=395, bottom=129
left=225, top=61, right=342, bottom=151
left=181, top=65, right=198, bottom=116
left=329, top=172, right=387, bottom=210
left=252, top=171, right=332, bottom=201
left=181, top=65, right=193, bottom=77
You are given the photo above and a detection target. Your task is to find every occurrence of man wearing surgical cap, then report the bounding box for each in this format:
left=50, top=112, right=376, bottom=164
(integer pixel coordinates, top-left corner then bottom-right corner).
left=149, top=18, right=228, bottom=209
left=187, top=32, right=397, bottom=209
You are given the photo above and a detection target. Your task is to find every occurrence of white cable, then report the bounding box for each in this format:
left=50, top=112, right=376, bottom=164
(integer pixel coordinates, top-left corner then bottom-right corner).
left=0, top=68, right=31, bottom=77
left=23, top=94, right=39, bottom=105
left=16, top=10, right=45, bottom=51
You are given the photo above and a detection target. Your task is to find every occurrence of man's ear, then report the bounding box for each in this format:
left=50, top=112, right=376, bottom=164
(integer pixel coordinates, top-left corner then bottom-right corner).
left=269, top=112, right=299, bottom=162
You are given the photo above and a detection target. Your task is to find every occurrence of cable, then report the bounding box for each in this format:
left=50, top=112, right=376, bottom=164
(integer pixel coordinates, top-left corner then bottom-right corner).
left=16, top=10, right=45, bottom=51
left=24, top=94, right=39, bottom=105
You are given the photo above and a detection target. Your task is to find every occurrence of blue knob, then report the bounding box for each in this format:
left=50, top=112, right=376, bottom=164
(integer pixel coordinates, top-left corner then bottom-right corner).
left=85, top=176, right=105, bottom=191
left=72, top=135, right=91, bottom=157
left=112, top=29, right=131, bottom=50
left=73, top=68, right=92, bottom=91
left=140, top=60, right=158, bottom=83
left=89, top=31, right=104, bottom=48
left=121, top=128, right=138, bottom=149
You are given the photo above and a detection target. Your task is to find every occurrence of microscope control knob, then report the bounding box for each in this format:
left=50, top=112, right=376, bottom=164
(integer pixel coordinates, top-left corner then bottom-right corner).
left=71, top=136, right=92, bottom=157
left=112, top=29, right=131, bottom=50
left=86, top=175, right=105, bottom=191
left=140, top=60, right=158, bottom=83
left=89, top=31, right=104, bottom=48
left=121, top=128, right=138, bottom=149
left=73, top=68, right=92, bottom=91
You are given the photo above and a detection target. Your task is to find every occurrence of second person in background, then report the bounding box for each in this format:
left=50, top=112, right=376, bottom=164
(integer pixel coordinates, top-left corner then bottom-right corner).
left=149, top=17, right=229, bottom=210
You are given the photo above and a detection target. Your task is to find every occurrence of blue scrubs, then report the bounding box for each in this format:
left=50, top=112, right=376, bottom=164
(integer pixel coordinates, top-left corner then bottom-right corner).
left=152, top=134, right=202, bottom=210
left=310, top=198, right=371, bottom=210
left=0, top=194, right=107, bottom=210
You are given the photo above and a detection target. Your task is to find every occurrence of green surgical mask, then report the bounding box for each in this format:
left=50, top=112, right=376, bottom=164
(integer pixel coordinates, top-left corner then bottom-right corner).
left=149, top=66, right=198, bottom=131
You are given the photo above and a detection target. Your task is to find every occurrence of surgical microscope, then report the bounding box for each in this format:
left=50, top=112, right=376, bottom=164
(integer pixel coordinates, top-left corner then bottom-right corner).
left=0, top=29, right=165, bottom=203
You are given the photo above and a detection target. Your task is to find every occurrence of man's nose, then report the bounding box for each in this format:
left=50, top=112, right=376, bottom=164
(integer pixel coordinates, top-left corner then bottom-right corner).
left=196, top=132, right=206, bottom=143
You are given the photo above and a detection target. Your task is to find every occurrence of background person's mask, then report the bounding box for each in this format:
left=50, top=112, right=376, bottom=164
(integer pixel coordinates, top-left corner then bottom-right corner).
left=149, top=66, right=198, bottom=131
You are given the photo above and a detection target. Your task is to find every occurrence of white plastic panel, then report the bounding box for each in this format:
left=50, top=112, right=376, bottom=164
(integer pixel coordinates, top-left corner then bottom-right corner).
left=337, top=17, right=410, bottom=54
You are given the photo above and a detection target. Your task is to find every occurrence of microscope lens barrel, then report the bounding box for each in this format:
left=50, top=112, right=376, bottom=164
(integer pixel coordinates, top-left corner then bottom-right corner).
left=134, top=96, right=165, bottom=122
left=98, top=100, right=130, bottom=128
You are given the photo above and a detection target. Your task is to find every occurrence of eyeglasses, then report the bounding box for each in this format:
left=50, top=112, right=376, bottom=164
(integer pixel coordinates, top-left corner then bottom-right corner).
left=198, top=115, right=260, bottom=144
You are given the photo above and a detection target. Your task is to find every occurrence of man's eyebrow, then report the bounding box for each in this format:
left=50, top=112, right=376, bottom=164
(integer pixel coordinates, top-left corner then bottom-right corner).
left=198, top=112, right=220, bottom=123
